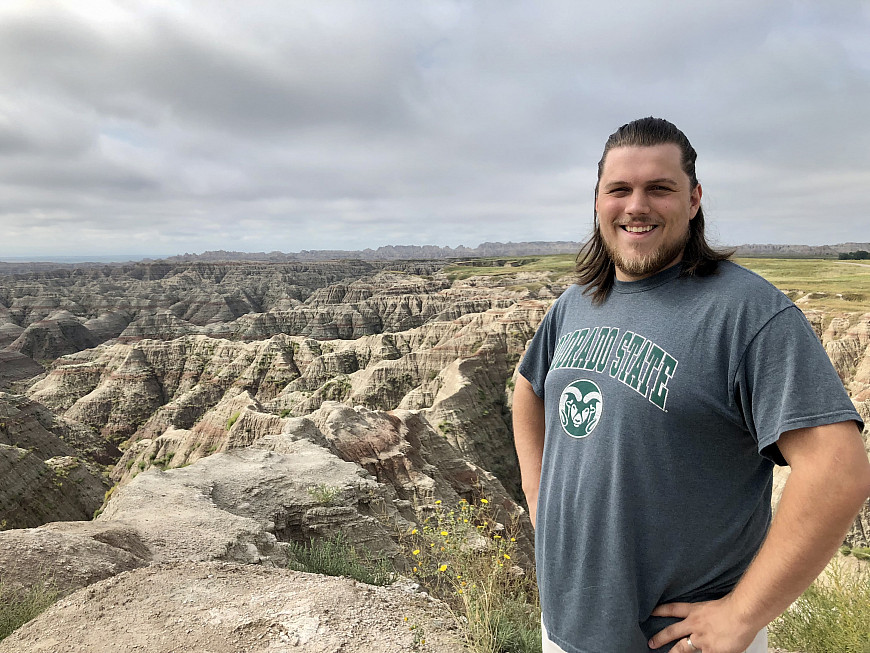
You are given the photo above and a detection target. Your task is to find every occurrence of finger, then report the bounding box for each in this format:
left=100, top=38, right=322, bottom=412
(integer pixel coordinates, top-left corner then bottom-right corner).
left=648, top=623, right=692, bottom=650
left=679, top=636, right=698, bottom=653
left=651, top=602, right=693, bottom=618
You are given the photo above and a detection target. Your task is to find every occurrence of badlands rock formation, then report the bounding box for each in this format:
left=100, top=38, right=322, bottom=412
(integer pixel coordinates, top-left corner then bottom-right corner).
left=1, top=258, right=868, bottom=649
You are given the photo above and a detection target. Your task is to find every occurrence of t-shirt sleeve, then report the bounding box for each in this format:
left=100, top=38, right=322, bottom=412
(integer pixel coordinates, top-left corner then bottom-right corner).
left=734, top=305, right=864, bottom=465
left=517, top=301, right=560, bottom=399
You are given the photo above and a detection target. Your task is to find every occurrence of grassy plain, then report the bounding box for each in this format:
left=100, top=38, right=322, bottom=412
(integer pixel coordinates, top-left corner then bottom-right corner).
left=736, top=258, right=870, bottom=314
left=444, top=255, right=870, bottom=315
left=443, top=254, right=576, bottom=282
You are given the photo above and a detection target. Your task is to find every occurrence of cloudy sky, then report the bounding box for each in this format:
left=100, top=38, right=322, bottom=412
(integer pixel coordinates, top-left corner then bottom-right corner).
left=1, top=0, right=868, bottom=260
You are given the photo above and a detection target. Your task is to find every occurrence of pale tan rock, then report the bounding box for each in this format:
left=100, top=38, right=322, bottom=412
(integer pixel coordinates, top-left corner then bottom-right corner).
left=0, top=562, right=465, bottom=653
left=0, top=521, right=150, bottom=595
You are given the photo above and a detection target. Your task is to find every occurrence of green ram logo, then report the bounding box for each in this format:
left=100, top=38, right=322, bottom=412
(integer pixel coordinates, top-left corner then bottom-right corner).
left=558, top=379, right=603, bottom=438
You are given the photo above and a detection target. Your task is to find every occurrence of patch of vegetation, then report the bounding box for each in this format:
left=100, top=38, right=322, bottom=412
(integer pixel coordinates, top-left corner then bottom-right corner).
left=307, top=483, right=342, bottom=506
left=403, top=498, right=541, bottom=653
left=93, top=483, right=118, bottom=519
left=152, top=452, right=175, bottom=469
left=769, top=557, right=870, bottom=653
left=226, top=411, right=241, bottom=430
left=506, top=283, right=544, bottom=294
left=735, top=258, right=870, bottom=313
left=288, top=533, right=395, bottom=586
left=438, top=420, right=455, bottom=435
left=321, top=376, right=352, bottom=401
left=0, top=578, right=59, bottom=642
left=279, top=408, right=292, bottom=418
left=839, top=250, right=870, bottom=260
left=443, top=254, right=575, bottom=283
left=842, top=545, right=870, bottom=561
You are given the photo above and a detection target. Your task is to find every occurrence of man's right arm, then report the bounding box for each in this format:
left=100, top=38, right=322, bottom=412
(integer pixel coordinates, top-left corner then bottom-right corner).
left=512, top=374, right=546, bottom=528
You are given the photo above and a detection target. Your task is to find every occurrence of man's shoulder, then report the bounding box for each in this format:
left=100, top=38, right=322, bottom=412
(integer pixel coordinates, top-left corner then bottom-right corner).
left=694, top=260, right=792, bottom=305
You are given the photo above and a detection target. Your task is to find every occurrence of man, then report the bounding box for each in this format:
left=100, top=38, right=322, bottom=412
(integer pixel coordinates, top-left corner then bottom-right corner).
left=513, top=117, right=870, bottom=653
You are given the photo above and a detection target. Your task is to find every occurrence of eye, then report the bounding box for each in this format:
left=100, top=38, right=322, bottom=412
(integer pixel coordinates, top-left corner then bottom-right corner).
left=607, top=187, right=630, bottom=196
left=649, top=185, right=675, bottom=194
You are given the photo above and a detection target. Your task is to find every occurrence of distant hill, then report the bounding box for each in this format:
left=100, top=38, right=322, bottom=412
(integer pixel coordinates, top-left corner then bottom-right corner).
left=157, top=241, right=584, bottom=263
left=5, top=241, right=870, bottom=274
left=159, top=241, right=870, bottom=263
left=733, top=243, right=870, bottom=258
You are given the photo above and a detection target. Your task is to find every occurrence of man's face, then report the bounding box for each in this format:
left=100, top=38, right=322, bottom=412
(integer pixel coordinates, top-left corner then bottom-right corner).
left=595, top=144, right=701, bottom=282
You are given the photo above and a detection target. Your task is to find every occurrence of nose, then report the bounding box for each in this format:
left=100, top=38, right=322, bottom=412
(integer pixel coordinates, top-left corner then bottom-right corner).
left=625, top=191, right=650, bottom=216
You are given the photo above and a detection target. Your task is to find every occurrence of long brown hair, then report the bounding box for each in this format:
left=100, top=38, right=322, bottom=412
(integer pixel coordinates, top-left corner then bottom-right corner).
left=575, top=117, right=733, bottom=304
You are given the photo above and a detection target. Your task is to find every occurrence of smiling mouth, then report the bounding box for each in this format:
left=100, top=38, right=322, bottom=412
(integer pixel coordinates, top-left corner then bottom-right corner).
left=621, top=225, right=657, bottom=234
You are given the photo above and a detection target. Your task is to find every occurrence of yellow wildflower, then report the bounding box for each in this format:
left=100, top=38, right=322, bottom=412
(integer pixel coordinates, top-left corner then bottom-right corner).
left=503, top=553, right=511, bottom=560
left=412, top=549, right=420, bottom=555
left=439, top=564, right=448, bottom=572
left=440, top=530, right=448, bottom=537
left=480, top=498, right=489, bottom=504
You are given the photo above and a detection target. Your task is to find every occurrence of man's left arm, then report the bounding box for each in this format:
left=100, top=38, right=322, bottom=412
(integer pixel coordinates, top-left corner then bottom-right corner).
left=649, top=420, right=870, bottom=653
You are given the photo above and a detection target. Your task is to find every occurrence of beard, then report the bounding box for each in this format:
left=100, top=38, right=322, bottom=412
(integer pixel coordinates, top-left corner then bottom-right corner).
left=603, top=226, right=690, bottom=279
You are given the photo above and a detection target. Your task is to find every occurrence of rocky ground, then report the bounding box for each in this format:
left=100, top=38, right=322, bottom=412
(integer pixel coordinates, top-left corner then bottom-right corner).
left=0, top=562, right=466, bottom=653
left=0, top=258, right=867, bottom=651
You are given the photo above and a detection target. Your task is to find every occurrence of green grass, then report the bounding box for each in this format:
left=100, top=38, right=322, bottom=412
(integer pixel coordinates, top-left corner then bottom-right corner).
left=288, top=533, right=395, bottom=586
left=443, top=255, right=575, bottom=282
left=769, top=557, right=870, bottom=653
left=736, top=258, right=870, bottom=313
left=0, top=579, right=59, bottom=642
left=307, top=483, right=342, bottom=506
left=443, top=254, right=870, bottom=314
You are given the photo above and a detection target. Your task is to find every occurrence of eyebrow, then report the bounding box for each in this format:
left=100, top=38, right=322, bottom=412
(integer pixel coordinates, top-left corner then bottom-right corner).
left=602, top=177, right=680, bottom=189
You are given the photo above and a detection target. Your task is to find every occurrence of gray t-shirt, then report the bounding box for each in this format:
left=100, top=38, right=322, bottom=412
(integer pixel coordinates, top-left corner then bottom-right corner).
left=518, top=261, right=862, bottom=653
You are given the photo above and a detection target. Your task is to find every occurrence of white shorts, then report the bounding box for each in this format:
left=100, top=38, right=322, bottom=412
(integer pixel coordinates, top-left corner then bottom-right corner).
left=541, top=618, right=768, bottom=653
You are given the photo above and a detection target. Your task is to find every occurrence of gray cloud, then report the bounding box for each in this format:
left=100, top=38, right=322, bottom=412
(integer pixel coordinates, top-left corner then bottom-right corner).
left=0, top=0, right=867, bottom=258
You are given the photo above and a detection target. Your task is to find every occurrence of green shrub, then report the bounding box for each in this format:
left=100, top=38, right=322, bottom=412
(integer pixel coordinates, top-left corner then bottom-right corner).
left=0, top=579, right=59, bottom=642
left=289, top=533, right=394, bottom=586
left=769, top=557, right=870, bottom=653
left=279, top=408, right=292, bottom=418
left=226, top=411, right=241, bottom=430
left=307, top=483, right=342, bottom=506
left=404, top=498, right=541, bottom=653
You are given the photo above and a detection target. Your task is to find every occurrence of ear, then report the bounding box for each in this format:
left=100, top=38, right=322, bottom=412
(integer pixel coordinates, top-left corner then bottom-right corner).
left=689, top=183, right=702, bottom=220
